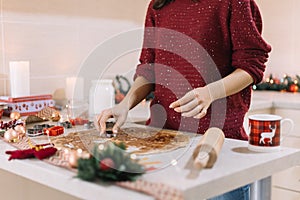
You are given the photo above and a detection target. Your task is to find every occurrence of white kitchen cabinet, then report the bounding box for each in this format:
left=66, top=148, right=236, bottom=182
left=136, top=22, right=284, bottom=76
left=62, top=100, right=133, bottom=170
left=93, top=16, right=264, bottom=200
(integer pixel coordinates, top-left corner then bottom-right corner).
left=272, top=187, right=300, bottom=200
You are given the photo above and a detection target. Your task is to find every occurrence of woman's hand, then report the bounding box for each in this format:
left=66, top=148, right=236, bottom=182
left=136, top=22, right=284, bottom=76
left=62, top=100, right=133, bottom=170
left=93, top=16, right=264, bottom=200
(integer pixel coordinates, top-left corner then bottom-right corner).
left=94, top=76, right=154, bottom=135
left=169, top=69, right=254, bottom=119
left=94, top=104, right=129, bottom=134
left=169, top=86, right=213, bottom=119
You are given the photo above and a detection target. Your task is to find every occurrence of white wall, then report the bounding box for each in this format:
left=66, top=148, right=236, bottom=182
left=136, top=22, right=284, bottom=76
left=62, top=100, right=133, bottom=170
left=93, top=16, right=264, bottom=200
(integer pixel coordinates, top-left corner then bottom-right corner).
left=0, top=0, right=149, bottom=100
left=0, top=0, right=299, bottom=100
left=256, top=0, right=300, bottom=78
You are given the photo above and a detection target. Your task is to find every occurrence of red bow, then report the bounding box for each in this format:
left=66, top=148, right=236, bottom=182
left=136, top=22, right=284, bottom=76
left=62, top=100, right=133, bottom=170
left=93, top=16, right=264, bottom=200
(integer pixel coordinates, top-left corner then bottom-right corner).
left=6, top=144, right=57, bottom=161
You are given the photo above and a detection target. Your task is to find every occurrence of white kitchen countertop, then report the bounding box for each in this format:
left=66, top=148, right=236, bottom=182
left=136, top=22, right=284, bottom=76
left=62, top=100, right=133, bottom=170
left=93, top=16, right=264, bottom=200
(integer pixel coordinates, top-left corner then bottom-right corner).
left=1, top=130, right=300, bottom=199
left=1, top=90, right=300, bottom=199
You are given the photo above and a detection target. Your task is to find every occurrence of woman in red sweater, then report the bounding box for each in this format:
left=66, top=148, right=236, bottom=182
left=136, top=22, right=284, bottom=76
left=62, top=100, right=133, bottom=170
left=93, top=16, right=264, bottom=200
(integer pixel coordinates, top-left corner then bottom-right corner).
left=96, top=0, right=271, bottom=199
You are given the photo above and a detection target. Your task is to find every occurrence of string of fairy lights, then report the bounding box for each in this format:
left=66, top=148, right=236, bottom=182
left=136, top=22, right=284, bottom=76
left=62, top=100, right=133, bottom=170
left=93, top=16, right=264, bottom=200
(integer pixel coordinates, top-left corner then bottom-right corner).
left=253, top=74, right=300, bottom=93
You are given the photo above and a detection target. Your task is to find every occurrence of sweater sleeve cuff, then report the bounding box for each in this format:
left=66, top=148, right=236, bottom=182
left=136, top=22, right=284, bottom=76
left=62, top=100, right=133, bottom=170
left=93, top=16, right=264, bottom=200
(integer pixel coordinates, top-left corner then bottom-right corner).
left=134, top=63, right=155, bottom=83
left=232, top=49, right=269, bottom=84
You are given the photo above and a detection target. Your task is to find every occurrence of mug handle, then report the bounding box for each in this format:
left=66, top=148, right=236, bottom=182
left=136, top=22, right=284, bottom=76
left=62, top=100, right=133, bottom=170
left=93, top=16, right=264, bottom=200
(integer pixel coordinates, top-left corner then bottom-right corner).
left=280, top=118, right=294, bottom=142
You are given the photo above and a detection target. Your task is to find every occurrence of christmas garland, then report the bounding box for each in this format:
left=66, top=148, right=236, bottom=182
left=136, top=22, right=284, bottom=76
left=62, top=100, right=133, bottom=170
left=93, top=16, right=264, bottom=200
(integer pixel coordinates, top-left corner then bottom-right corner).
left=77, top=142, right=145, bottom=182
left=253, top=74, right=300, bottom=92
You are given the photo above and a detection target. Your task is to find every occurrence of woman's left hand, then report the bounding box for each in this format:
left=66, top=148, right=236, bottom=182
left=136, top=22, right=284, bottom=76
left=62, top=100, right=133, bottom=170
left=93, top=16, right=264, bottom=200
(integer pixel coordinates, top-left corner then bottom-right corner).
left=169, top=86, right=213, bottom=119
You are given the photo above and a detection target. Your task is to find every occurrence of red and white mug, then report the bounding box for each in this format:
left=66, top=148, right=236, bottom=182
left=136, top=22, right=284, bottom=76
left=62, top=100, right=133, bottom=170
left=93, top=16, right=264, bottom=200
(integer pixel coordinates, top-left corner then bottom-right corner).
left=247, top=114, right=294, bottom=152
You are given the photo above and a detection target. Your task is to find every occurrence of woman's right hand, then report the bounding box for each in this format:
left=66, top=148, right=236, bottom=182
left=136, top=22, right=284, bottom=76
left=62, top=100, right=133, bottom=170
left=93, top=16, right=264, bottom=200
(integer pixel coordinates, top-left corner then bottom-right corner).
left=94, top=104, right=129, bottom=135
left=94, top=76, right=153, bottom=135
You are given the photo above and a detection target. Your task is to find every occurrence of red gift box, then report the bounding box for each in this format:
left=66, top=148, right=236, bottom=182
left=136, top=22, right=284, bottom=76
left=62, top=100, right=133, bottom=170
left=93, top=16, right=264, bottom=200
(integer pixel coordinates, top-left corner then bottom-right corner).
left=0, top=94, right=55, bottom=116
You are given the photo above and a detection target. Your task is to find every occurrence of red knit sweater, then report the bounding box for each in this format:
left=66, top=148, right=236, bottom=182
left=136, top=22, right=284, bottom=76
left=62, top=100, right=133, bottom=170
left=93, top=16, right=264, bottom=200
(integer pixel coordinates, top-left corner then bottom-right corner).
left=135, top=0, right=271, bottom=140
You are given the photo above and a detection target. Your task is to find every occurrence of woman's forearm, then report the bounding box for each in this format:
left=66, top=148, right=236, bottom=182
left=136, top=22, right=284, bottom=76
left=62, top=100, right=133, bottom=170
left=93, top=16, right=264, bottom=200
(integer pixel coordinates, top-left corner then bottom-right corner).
left=207, top=68, right=254, bottom=101
left=119, top=76, right=154, bottom=109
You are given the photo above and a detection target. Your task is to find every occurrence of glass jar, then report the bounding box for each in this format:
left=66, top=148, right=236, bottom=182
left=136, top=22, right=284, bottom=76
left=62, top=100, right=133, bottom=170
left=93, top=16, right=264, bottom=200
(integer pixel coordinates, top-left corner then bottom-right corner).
left=66, top=100, right=89, bottom=120
left=89, top=79, right=115, bottom=119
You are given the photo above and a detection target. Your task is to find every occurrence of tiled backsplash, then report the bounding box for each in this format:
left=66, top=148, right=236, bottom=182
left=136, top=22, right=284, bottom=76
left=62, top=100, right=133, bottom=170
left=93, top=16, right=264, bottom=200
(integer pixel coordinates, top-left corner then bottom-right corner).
left=0, top=0, right=299, bottom=101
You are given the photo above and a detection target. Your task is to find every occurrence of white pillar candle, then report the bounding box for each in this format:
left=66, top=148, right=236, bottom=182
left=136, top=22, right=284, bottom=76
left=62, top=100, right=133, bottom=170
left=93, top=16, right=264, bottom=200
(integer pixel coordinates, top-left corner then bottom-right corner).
left=66, top=77, right=84, bottom=101
left=9, top=61, right=30, bottom=97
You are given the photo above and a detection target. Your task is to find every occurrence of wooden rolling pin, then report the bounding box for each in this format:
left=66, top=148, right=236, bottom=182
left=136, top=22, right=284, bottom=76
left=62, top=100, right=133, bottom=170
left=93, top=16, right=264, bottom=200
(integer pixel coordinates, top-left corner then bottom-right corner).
left=192, top=127, right=225, bottom=169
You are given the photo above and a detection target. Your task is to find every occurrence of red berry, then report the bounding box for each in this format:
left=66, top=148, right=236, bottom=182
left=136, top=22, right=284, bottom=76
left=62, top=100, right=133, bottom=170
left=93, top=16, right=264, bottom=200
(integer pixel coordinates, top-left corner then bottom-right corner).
left=69, top=119, right=75, bottom=126
left=99, top=158, right=115, bottom=171
left=75, top=118, right=83, bottom=125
